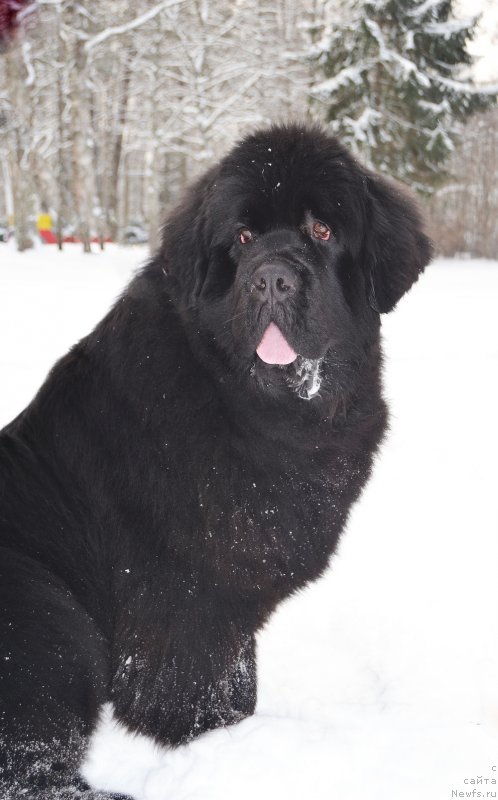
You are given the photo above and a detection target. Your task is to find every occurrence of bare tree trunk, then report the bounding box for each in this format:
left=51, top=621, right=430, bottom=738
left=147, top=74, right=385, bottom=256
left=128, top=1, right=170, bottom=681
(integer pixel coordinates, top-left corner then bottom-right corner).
left=147, top=147, right=162, bottom=255
left=122, top=160, right=130, bottom=241
left=5, top=44, right=33, bottom=252
left=68, top=39, right=93, bottom=253
left=107, top=49, right=134, bottom=243
left=89, top=92, right=106, bottom=251
left=56, top=61, right=65, bottom=252
left=1, top=160, right=14, bottom=228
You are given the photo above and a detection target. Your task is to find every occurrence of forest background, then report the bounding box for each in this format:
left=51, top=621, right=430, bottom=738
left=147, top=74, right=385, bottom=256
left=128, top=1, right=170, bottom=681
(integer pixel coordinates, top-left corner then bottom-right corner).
left=0, top=0, right=497, bottom=257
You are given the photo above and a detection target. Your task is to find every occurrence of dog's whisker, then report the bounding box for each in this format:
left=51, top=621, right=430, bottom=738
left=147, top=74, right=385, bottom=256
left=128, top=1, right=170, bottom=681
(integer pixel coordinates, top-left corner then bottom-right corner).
left=223, top=310, right=247, bottom=325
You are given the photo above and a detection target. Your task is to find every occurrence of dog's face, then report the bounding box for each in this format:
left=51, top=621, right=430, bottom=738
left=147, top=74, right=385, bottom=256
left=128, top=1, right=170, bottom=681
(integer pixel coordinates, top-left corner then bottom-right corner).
left=161, top=125, right=432, bottom=401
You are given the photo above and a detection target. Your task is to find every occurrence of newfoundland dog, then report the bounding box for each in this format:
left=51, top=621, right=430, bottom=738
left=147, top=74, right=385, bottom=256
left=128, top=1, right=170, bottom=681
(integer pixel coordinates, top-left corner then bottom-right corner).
left=0, top=124, right=432, bottom=798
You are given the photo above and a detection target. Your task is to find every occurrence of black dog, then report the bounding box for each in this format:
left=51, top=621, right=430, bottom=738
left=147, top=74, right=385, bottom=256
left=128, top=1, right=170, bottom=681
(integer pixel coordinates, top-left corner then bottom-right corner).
left=0, top=124, right=432, bottom=798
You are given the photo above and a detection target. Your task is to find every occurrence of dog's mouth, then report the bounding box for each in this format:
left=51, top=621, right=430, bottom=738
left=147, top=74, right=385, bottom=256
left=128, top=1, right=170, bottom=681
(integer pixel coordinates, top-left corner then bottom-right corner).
left=255, top=322, right=298, bottom=366
left=252, top=324, right=323, bottom=400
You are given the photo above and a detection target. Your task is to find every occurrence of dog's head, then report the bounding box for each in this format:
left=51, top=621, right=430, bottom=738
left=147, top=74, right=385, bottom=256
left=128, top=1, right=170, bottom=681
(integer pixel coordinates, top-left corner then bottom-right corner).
left=159, top=124, right=432, bottom=401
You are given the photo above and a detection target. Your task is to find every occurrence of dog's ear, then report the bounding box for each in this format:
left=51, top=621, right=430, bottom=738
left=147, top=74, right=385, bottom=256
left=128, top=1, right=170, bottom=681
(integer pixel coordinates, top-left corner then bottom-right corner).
left=364, top=173, right=433, bottom=314
left=158, top=168, right=216, bottom=303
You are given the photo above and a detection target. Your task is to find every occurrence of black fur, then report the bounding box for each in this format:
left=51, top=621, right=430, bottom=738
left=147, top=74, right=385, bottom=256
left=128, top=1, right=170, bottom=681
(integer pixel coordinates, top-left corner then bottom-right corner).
left=0, top=124, right=432, bottom=797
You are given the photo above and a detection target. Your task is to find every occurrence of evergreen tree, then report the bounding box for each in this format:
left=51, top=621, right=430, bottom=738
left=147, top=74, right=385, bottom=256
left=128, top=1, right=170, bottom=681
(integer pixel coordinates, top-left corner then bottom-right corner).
left=311, top=0, right=497, bottom=191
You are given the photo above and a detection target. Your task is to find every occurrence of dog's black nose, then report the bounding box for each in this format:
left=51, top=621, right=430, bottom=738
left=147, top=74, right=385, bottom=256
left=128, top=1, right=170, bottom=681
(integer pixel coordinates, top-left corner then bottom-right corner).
left=250, top=263, right=297, bottom=300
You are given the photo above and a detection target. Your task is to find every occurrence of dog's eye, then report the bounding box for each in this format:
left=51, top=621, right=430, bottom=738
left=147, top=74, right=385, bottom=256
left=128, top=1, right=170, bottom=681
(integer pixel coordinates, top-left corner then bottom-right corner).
left=239, top=229, right=253, bottom=244
left=312, top=221, right=331, bottom=241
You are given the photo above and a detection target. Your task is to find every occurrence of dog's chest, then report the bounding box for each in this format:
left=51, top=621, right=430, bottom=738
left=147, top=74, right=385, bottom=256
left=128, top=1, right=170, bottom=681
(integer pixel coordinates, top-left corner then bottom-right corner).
left=194, top=448, right=365, bottom=595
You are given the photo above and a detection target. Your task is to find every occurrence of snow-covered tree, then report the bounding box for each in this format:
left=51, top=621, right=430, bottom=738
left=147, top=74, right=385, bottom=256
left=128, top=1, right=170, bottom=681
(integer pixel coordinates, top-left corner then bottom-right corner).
left=5, top=0, right=494, bottom=251
left=0, top=0, right=318, bottom=250
left=1, top=37, right=37, bottom=250
left=311, top=0, right=497, bottom=191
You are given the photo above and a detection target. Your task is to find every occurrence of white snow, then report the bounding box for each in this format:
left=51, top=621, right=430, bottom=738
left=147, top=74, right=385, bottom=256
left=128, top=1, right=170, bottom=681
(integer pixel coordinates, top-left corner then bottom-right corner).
left=423, top=16, right=478, bottom=37
left=407, top=0, right=447, bottom=18
left=344, top=107, right=383, bottom=146
left=0, top=243, right=497, bottom=799
left=311, top=65, right=365, bottom=96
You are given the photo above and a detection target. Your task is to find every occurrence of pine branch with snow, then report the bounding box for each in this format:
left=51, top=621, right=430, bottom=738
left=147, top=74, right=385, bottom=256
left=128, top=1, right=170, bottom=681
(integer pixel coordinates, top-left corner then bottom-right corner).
left=310, top=0, right=497, bottom=191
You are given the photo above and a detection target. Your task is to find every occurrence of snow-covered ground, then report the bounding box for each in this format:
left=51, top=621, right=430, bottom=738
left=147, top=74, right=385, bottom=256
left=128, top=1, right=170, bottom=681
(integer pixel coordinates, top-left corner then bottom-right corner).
left=1, top=243, right=497, bottom=800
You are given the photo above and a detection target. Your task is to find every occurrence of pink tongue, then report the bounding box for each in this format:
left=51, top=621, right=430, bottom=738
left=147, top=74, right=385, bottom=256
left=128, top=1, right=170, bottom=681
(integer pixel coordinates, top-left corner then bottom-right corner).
left=256, top=322, right=297, bottom=365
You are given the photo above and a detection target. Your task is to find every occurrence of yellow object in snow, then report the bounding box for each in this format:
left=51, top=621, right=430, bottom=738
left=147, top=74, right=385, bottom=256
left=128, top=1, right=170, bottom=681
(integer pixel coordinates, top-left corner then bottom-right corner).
left=37, top=213, right=52, bottom=231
